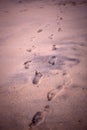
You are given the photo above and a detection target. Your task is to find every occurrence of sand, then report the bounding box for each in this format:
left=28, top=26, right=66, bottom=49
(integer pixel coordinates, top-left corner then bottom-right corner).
left=0, top=0, right=87, bottom=130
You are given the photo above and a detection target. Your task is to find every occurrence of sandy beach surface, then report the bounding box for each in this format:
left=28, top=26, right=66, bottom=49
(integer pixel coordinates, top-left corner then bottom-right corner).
left=0, top=0, right=87, bottom=130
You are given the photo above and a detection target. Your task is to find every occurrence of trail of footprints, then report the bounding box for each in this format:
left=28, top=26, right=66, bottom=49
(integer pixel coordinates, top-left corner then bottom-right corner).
left=23, top=13, right=71, bottom=128
left=23, top=43, right=79, bottom=129
left=23, top=46, right=73, bottom=129
left=28, top=74, right=72, bottom=129
left=28, top=70, right=72, bottom=129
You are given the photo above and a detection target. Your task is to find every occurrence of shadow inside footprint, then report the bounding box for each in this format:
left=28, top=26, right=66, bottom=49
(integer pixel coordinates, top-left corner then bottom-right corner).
left=48, top=56, right=57, bottom=65
left=65, top=57, right=80, bottom=66
left=32, top=71, right=43, bottom=85
left=24, top=60, right=31, bottom=69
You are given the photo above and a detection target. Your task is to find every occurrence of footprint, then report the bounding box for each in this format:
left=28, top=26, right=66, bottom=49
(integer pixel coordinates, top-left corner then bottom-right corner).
left=39, top=6, right=44, bottom=8
left=26, top=49, right=32, bottom=52
left=52, top=44, right=57, bottom=50
left=18, top=0, right=22, bottom=3
left=47, top=85, right=63, bottom=101
left=48, top=56, right=57, bottom=65
left=32, top=71, right=43, bottom=85
left=20, top=9, right=27, bottom=12
left=60, top=17, right=63, bottom=20
left=70, top=1, right=77, bottom=6
left=24, top=60, right=31, bottom=69
left=29, top=105, right=50, bottom=128
left=62, top=72, right=72, bottom=86
left=65, top=57, right=80, bottom=67
left=48, top=34, right=54, bottom=39
left=37, top=29, right=43, bottom=33
left=58, top=27, right=62, bottom=32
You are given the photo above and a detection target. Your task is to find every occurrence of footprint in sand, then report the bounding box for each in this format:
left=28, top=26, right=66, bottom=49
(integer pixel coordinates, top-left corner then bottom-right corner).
left=48, top=34, right=54, bottom=39
left=26, top=49, right=32, bottom=52
left=29, top=105, right=50, bottom=129
left=63, top=73, right=72, bottom=87
left=24, top=60, right=31, bottom=69
left=59, top=17, right=63, bottom=20
left=20, top=9, right=27, bottom=12
left=32, top=71, right=43, bottom=85
left=52, top=44, right=57, bottom=50
left=48, top=56, right=57, bottom=65
left=47, top=73, right=72, bottom=101
left=47, top=85, right=63, bottom=101
left=58, top=27, right=62, bottom=32
left=37, top=29, right=43, bottom=33
left=65, top=57, right=80, bottom=67
left=18, top=0, right=22, bottom=3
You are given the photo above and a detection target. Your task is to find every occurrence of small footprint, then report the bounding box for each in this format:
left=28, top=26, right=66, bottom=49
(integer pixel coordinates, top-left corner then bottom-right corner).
left=24, top=60, right=31, bottom=69
left=29, top=105, right=50, bottom=128
left=20, top=9, right=27, bottom=12
left=48, top=34, right=54, bottom=39
left=26, top=49, right=32, bottom=52
left=58, top=27, right=62, bottom=32
left=39, top=6, right=44, bottom=8
left=48, top=56, right=57, bottom=65
left=47, top=85, right=63, bottom=101
left=18, top=0, right=22, bottom=3
left=37, top=29, right=43, bottom=33
left=32, top=71, right=43, bottom=85
left=60, top=17, right=63, bottom=20
left=52, top=44, right=57, bottom=50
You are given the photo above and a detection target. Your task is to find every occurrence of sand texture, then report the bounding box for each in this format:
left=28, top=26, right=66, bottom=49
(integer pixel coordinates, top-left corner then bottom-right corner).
left=0, top=0, right=87, bottom=130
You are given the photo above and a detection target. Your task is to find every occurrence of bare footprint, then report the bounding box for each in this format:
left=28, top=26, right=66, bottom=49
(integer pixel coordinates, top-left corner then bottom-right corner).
left=32, top=71, right=43, bottom=85
left=58, top=27, right=62, bottom=32
left=48, top=56, right=57, bottom=65
left=47, top=85, right=63, bottom=101
left=52, top=44, right=57, bottom=50
left=20, top=9, right=27, bottom=12
left=60, top=17, right=63, bottom=20
left=48, top=34, right=54, bottom=39
left=24, top=60, right=31, bottom=69
left=29, top=105, right=50, bottom=128
left=26, top=49, right=32, bottom=52
left=37, top=29, right=43, bottom=33
left=18, top=0, right=22, bottom=3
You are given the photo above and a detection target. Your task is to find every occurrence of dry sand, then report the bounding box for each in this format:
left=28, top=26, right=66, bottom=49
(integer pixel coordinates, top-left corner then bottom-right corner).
left=0, top=0, right=87, bottom=130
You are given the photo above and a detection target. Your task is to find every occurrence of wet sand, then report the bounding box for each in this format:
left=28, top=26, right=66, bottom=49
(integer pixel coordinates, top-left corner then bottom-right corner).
left=0, top=0, right=87, bottom=130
